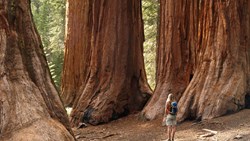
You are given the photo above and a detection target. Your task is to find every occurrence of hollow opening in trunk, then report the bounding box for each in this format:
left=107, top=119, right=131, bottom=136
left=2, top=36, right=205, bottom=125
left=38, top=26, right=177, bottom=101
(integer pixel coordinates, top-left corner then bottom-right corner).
left=189, top=74, right=194, bottom=82
left=245, top=94, right=250, bottom=109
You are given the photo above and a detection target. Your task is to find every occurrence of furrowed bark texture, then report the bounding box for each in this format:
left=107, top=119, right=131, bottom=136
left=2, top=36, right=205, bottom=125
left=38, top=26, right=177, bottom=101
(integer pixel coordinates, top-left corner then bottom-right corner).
left=178, top=0, right=250, bottom=121
left=143, top=0, right=250, bottom=122
left=64, top=0, right=152, bottom=126
left=142, top=0, right=197, bottom=120
left=61, top=0, right=92, bottom=107
left=0, top=0, right=75, bottom=140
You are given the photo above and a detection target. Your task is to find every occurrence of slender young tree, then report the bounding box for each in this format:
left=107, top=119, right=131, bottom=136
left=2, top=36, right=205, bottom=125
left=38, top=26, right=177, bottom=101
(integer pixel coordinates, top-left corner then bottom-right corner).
left=0, top=0, right=74, bottom=140
left=62, top=0, right=152, bottom=126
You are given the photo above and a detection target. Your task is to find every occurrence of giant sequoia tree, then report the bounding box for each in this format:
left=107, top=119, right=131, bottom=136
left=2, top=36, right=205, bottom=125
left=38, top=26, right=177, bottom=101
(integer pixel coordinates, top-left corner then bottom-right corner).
left=143, top=0, right=250, bottom=121
left=62, top=0, right=152, bottom=126
left=0, top=0, right=74, bottom=140
left=142, top=0, right=196, bottom=119
left=178, top=0, right=250, bottom=121
left=61, top=0, right=92, bottom=107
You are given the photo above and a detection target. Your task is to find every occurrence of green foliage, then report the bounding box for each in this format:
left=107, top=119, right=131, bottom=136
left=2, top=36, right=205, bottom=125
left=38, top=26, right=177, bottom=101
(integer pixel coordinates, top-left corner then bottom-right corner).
left=142, top=0, right=159, bottom=90
left=31, top=0, right=65, bottom=90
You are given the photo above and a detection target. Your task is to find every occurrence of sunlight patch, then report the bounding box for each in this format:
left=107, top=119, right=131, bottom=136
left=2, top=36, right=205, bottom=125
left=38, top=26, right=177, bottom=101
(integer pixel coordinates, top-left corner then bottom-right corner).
left=65, top=107, right=72, bottom=115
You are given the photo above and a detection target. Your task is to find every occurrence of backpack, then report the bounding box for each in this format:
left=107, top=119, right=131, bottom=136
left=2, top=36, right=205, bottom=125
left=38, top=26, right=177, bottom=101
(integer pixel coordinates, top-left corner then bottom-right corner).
left=170, top=102, right=178, bottom=115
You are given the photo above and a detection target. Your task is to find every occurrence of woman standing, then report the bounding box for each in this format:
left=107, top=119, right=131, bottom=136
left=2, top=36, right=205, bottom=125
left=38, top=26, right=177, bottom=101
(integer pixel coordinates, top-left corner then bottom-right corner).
left=165, top=93, right=177, bottom=141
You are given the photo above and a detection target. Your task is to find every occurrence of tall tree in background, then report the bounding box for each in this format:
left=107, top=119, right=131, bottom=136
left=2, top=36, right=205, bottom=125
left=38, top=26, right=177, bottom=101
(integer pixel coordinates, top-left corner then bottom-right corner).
left=142, top=0, right=195, bottom=119
left=63, top=0, right=152, bottom=126
left=178, top=0, right=250, bottom=121
left=142, top=0, right=159, bottom=89
left=0, top=0, right=74, bottom=140
left=31, top=0, right=65, bottom=89
left=61, top=0, right=92, bottom=107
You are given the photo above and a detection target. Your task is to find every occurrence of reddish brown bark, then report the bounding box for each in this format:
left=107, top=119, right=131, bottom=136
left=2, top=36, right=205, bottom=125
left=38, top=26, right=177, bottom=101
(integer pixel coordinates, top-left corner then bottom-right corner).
left=178, top=0, right=250, bottom=121
left=143, top=0, right=250, bottom=122
left=61, top=0, right=92, bottom=107
left=0, top=0, right=74, bottom=140
left=142, top=0, right=197, bottom=120
left=63, top=0, right=152, bottom=126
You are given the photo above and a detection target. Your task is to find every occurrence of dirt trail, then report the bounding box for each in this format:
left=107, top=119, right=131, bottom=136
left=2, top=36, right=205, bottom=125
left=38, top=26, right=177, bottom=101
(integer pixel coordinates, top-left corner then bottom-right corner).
left=74, top=109, right=250, bottom=141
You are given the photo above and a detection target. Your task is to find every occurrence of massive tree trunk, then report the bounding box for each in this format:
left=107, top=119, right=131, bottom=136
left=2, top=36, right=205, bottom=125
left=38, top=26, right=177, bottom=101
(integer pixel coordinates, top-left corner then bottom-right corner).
left=63, top=0, right=152, bottom=126
left=143, top=0, right=250, bottom=122
left=61, top=0, right=92, bottom=107
left=141, top=0, right=197, bottom=120
left=178, top=0, right=250, bottom=121
left=0, top=0, right=74, bottom=140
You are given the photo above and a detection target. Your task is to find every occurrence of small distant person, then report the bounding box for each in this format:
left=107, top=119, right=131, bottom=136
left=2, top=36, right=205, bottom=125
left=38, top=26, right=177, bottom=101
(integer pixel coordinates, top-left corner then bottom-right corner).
left=165, top=93, right=178, bottom=141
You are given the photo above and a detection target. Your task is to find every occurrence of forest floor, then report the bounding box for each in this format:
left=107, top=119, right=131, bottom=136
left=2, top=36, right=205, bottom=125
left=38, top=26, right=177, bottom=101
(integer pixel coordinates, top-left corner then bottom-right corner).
left=73, top=109, right=250, bottom=141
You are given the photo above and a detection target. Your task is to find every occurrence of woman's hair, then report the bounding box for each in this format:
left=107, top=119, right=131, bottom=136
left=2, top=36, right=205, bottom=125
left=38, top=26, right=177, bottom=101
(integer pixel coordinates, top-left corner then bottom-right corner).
left=166, top=93, right=173, bottom=103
